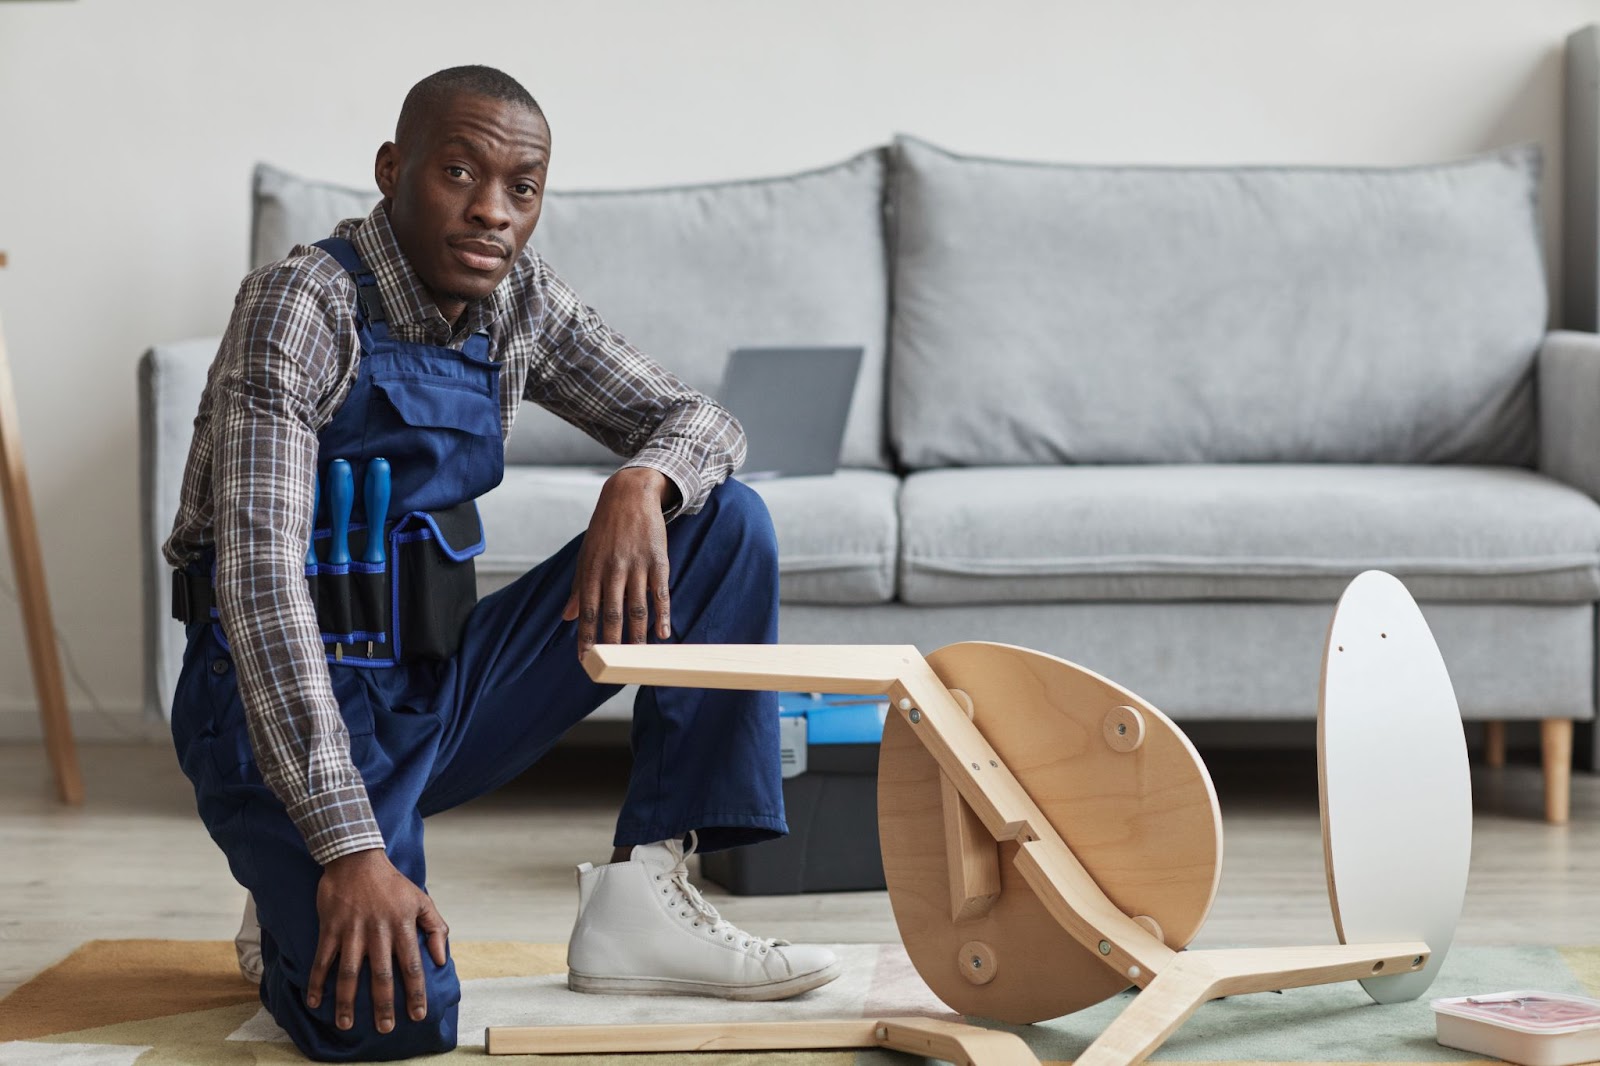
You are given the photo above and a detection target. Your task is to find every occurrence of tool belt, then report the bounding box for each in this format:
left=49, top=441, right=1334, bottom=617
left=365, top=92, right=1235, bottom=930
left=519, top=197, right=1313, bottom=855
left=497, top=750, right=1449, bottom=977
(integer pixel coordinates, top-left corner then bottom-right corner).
left=171, top=501, right=484, bottom=666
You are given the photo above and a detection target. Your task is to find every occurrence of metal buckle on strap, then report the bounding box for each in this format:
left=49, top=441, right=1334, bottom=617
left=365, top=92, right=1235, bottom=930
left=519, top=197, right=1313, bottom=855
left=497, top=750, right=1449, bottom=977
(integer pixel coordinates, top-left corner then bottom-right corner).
left=356, top=283, right=387, bottom=323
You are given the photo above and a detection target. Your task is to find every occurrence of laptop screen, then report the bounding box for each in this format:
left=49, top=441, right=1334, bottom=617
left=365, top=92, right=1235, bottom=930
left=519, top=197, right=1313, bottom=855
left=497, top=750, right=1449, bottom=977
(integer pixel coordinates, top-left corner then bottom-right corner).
left=716, top=347, right=864, bottom=478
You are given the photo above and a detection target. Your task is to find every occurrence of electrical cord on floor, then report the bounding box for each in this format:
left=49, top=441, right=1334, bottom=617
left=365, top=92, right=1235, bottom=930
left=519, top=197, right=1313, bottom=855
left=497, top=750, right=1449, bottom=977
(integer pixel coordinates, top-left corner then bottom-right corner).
left=0, top=568, right=145, bottom=741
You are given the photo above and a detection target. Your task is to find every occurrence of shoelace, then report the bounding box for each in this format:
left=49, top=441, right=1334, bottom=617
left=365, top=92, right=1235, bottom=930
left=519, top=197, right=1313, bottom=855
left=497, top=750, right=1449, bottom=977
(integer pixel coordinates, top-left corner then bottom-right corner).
left=660, top=831, right=786, bottom=955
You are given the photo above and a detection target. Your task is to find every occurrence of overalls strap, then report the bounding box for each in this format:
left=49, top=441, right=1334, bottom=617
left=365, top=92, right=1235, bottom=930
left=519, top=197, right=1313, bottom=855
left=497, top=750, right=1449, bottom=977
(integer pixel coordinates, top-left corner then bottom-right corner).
left=314, top=237, right=390, bottom=339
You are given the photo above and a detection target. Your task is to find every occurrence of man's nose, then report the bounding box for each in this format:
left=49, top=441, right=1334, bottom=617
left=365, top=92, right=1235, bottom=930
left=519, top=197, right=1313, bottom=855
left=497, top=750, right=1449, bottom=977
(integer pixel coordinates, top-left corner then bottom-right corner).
left=466, top=185, right=512, bottom=231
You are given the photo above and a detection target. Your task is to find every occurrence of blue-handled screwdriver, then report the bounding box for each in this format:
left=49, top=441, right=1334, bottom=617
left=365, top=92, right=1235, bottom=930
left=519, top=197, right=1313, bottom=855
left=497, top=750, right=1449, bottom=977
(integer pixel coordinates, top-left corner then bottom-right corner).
left=361, top=458, right=391, bottom=659
left=328, top=460, right=354, bottom=661
left=328, top=460, right=354, bottom=566
left=362, top=458, right=391, bottom=565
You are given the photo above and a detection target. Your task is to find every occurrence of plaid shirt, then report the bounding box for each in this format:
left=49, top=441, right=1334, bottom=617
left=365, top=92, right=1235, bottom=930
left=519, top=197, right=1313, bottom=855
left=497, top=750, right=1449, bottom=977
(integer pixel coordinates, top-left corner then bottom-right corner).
left=164, top=203, right=745, bottom=864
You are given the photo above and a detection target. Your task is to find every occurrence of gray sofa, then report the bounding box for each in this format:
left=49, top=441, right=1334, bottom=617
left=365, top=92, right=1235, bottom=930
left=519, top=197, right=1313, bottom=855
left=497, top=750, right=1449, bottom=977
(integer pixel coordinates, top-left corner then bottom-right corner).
left=142, top=135, right=1600, bottom=823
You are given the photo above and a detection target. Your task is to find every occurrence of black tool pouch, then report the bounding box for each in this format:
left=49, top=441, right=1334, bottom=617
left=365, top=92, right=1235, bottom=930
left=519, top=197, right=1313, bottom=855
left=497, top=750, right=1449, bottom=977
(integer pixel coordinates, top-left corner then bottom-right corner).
left=175, top=501, right=484, bottom=668
left=389, top=501, right=483, bottom=661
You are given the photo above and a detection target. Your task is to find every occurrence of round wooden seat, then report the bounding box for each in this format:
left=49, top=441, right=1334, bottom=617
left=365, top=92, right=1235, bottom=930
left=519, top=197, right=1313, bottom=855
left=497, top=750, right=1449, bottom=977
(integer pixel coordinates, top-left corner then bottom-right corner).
left=878, top=641, right=1224, bottom=1023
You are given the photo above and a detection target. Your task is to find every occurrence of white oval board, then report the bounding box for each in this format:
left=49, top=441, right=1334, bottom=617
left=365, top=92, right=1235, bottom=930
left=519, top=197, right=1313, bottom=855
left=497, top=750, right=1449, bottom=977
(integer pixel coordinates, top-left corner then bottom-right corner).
left=1319, top=570, right=1471, bottom=1004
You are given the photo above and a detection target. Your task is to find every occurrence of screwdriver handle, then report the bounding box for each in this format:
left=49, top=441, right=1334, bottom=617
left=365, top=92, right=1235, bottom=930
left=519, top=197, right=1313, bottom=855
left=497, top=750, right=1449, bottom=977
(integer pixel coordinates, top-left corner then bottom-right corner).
left=328, top=459, right=354, bottom=566
left=362, top=458, right=391, bottom=565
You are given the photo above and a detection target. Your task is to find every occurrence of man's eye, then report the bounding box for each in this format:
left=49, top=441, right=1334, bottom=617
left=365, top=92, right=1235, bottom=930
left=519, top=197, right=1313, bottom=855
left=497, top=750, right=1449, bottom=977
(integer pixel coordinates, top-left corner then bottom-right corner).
left=513, top=183, right=539, bottom=197
left=445, top=166, right=469, bottom=179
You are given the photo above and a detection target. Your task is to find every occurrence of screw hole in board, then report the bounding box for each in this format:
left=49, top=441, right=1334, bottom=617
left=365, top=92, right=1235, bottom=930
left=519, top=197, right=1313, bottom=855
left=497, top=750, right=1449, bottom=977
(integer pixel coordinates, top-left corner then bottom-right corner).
left=1371, top=961, right=1385, bottom=973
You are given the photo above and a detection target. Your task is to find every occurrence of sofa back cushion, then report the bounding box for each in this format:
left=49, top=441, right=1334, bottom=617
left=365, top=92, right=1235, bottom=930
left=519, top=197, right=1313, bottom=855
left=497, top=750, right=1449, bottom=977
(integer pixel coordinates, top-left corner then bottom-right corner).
left=887, top=136, right=1548, bottom=468
left=252, top=152, right=891, bottom=469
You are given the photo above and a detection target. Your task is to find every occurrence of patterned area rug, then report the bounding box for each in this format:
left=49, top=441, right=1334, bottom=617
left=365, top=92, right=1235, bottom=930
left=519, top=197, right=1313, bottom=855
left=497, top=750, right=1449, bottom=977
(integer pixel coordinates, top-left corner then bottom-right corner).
left=1, top=941, right=1595, bottom=1063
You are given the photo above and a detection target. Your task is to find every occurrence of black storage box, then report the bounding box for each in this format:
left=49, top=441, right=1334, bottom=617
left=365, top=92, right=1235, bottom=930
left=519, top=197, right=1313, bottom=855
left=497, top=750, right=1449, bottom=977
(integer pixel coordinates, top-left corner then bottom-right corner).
left=700, top=694, right=888, bottom=895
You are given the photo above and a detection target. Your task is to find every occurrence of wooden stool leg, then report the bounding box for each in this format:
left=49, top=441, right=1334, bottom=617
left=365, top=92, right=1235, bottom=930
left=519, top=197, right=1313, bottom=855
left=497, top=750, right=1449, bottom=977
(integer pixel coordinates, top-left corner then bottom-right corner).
left=0, top=313, right=82, bottom=805
left=1483, top=720, right=1506, bottom=769
left=1073, top=963, right=1213, bottom=1066
left=1541, top=719, right=1572, bottom=825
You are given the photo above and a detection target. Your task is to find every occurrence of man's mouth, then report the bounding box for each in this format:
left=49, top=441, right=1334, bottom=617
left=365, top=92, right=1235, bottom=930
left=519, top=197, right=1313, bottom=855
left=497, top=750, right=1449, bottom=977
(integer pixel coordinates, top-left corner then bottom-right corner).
left=450, top=238, right=509, bottom=272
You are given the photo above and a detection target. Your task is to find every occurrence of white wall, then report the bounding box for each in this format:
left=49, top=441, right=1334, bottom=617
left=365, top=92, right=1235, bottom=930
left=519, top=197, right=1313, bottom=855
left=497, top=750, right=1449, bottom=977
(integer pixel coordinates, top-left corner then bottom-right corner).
left=0, top=0, right=1592, bottom=739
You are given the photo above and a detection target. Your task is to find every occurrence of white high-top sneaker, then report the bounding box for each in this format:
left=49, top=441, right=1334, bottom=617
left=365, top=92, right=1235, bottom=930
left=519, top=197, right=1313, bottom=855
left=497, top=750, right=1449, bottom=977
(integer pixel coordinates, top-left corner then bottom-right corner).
left=567, top=833, right=840, bottom=1001
left=236, top=892, right=264, bottom=984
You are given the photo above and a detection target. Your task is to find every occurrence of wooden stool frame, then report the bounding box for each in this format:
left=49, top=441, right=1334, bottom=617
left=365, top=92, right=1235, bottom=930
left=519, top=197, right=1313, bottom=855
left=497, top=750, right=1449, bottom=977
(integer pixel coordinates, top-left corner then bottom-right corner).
left=487, top=643, right=1430, bottom=1066
left=0, top=310, right=82, bottom=804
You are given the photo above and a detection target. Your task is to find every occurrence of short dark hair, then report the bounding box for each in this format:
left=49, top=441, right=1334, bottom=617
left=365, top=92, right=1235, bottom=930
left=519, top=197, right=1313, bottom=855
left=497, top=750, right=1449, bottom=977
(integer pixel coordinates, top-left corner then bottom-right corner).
left=395, top=65, right=544, bottom=143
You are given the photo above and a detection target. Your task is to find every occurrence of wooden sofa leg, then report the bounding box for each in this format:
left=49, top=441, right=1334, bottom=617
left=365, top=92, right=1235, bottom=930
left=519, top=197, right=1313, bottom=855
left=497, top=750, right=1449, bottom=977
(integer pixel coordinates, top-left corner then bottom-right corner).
left=1484, top=720, right=1506, bottom=769
left=1541, top=719, right=1573, bottom=825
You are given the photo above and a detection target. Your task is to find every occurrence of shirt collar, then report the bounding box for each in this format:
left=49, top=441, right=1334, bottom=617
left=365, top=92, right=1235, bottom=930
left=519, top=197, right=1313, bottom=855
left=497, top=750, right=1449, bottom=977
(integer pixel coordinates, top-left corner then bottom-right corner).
left=351, top=203, right=508, bottom=343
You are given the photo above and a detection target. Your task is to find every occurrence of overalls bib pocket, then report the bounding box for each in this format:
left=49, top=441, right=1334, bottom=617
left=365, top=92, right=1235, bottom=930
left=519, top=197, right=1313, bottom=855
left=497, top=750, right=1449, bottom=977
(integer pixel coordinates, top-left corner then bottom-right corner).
left=370, top=369, right=502, bottom=507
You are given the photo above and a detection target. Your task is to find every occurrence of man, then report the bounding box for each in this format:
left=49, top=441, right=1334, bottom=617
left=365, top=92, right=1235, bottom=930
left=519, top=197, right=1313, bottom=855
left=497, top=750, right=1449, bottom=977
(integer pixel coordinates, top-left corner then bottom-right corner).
left=164, top=64, right=838, bottom=1062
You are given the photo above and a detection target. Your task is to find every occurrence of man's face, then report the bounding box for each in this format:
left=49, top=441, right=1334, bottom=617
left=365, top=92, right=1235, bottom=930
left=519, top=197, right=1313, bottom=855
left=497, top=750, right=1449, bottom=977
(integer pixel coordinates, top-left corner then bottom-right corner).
left=375, top=92, right=550, bottom=320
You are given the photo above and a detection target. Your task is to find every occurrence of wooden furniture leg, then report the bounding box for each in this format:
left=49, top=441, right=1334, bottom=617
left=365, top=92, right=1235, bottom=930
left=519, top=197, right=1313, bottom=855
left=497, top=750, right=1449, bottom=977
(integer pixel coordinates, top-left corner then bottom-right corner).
left=487, top=1017, right=1040, bottom=1064
left=1483, top=720, right=1506, bottom=768
left=0, top=312, right=82, bottom=805
left=1073, top=944, right=1431, bottom=1066
left=1542, top=718, right=1573, bottom=825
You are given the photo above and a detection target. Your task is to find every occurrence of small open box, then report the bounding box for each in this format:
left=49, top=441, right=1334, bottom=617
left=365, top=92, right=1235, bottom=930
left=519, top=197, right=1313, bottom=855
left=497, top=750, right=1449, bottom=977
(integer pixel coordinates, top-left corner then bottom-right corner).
left=1433, top=991, right=1600, bottom=1066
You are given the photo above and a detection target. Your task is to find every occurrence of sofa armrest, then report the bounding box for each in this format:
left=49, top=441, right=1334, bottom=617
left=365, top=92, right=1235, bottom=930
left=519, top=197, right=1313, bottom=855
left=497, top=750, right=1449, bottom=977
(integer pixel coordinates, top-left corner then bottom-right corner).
left=139, top=338, right=219, bottom=720
left=1538, top=330, right=1600, bottom=500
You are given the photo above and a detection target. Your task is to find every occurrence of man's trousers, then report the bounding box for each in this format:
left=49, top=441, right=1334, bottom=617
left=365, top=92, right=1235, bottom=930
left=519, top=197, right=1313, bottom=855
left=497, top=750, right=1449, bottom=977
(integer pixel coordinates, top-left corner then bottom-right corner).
left=169, top=480, right=786, bottom=1061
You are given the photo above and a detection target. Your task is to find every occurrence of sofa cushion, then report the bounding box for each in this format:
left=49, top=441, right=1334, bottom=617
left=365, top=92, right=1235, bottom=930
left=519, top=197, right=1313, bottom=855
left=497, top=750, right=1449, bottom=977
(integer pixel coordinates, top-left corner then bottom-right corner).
left=252, top=155, right=891, bottom=470
left=476, top=468, right=899, bottom=605
left=897, top=466, right=1600, bottom=604
left=888, top=136, right=1548, bottom=469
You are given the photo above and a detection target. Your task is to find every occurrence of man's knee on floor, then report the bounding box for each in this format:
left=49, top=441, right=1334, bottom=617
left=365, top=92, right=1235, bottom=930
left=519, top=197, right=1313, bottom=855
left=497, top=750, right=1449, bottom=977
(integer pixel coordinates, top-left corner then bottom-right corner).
left=300, top=1020, right=456, bottom=1063
left=273, top=962, right=461, bottom=1062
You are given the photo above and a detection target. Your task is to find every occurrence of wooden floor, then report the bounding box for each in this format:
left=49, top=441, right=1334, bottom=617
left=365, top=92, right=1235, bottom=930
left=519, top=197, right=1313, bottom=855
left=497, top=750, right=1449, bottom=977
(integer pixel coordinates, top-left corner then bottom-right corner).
left=1, top=740, right=1594, bottom=998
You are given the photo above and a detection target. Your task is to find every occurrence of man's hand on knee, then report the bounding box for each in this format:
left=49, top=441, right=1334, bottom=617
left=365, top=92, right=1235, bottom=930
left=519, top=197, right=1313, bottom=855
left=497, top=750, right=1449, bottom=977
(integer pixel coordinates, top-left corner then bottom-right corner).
left=564, top=467, right=675, bottom=657
left=306, top=848, right=450, bottom=1034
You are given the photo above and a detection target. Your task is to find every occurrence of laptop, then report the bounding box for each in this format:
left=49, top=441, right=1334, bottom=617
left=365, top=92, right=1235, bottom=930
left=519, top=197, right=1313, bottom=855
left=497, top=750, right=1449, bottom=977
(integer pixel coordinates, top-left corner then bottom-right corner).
left=716, top=346, right=864, bottom=479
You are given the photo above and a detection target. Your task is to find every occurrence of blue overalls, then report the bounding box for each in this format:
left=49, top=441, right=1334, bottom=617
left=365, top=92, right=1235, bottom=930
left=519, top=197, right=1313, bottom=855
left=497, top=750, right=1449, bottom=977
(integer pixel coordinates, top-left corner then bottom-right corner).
left=169, top=238, right=786, bottom=1062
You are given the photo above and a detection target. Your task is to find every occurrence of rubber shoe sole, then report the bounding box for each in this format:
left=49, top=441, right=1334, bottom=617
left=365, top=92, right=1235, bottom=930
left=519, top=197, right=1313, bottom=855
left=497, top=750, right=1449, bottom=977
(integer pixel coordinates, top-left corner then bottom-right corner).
left=567, top=960, right=841, bottom=1002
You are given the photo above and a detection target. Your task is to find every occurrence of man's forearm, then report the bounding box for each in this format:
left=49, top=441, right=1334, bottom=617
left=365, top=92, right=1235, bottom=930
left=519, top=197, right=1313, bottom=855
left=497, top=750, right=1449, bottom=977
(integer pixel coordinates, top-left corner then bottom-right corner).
left=211, top=409, right=384, bottom=864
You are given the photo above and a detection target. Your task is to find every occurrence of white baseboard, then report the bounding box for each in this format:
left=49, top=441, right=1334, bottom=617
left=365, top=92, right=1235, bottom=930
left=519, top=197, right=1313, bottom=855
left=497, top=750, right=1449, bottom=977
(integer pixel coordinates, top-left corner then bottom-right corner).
left=0, top=699, right=167, bottom=743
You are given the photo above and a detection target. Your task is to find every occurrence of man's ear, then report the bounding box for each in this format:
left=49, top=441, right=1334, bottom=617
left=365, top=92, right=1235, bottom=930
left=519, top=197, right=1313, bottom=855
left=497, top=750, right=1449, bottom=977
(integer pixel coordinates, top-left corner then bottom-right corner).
left=375, top=142, right=400, bottom=200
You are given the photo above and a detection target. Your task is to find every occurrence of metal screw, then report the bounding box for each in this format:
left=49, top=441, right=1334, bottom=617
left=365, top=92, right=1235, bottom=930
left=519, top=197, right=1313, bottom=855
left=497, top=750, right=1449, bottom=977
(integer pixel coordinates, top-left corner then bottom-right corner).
left=971, top=762, right=980, bottom=770
left=1412, top=956, right=1423, bottom=967
left=1117, top=723, right=1127, bottom=735
left=1098, top=940, right=1111, bottom=956
left=989, top=759, right=998, bottom=767
left=971, top=956, right=983, bottom=969
left=909, top=708, right=921, bottom=724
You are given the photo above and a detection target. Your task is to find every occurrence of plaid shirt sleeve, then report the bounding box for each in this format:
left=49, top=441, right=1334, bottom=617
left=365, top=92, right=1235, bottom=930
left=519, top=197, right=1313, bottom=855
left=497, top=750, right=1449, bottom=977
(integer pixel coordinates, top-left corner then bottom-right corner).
left=208, top=256, right=386, bottom=865
left=522, top=254, right=746, bottom=515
